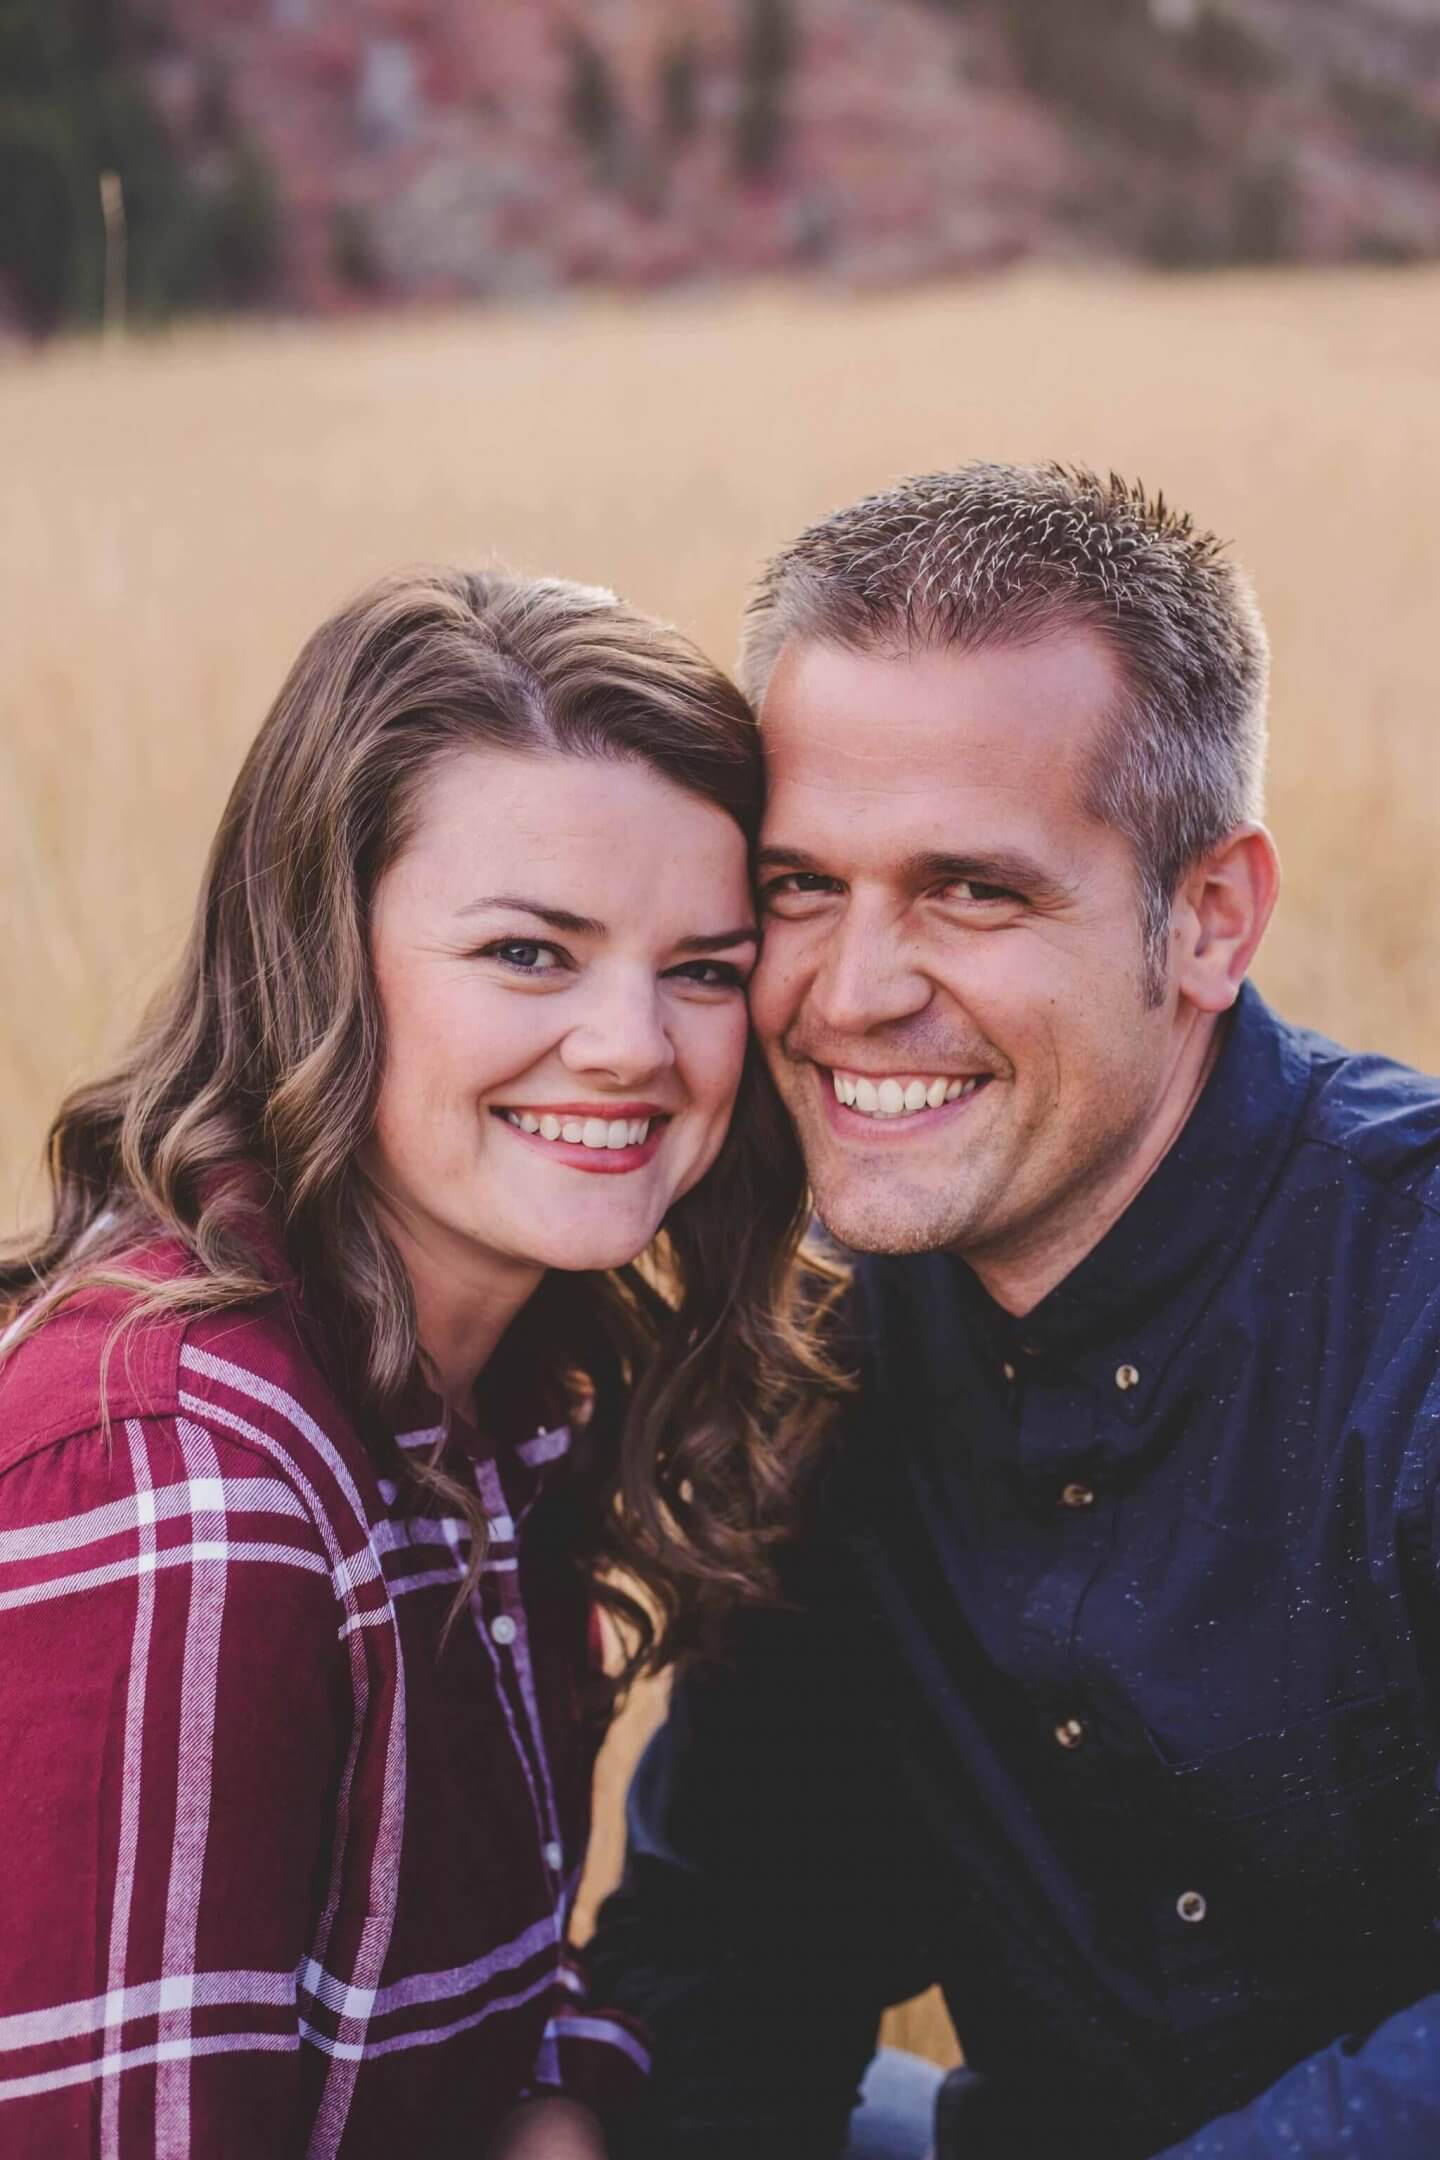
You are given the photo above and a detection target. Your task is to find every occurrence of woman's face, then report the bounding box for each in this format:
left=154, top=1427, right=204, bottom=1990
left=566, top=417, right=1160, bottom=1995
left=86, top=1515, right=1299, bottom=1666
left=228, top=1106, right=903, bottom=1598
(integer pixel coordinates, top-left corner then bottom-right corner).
left=366, top=747, right=756, bottom=1291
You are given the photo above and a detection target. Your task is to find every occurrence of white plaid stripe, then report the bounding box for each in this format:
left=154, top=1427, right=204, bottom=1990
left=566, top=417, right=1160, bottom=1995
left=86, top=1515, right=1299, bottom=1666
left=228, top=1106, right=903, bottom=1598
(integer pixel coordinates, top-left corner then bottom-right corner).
left=179, top=1349, right=409, bottom=2157
left=178, top=1349, right=376, bottom=1536
left=175, top=1380, right=392, bottom=2010
left=371, top=1513, right=517, bottom=1558
left=304, top=1967, right=563, bottom=2063
left=0, top=2031, right=299, bottom=2104
left=542, top=2012, right=653, bottom=2078
left=0, top=1541, right=326, bottom=1611
left=0, top=1956, right=633, bottom=2090
left=177, top=1392, right=384, bottom=1605
left=0, top=1475, right=308, bottom=1562
left=153, top=1418, right=229, bottom=2155
left=393, top=1426, right=446, bottom=1454
left=0, top=1970, right=297, bottom=2053
left=101, top=1420, right=158, bottom=2160
left=302, top=1911, right=563, bottom=2025
left=516, top=1426, right=571, bottom=1468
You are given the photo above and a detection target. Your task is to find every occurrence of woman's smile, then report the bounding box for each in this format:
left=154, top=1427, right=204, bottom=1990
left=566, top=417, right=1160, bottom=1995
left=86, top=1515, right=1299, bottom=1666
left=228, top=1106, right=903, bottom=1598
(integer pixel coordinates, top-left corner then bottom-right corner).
left=491, top=1098, right=671, bottom=1173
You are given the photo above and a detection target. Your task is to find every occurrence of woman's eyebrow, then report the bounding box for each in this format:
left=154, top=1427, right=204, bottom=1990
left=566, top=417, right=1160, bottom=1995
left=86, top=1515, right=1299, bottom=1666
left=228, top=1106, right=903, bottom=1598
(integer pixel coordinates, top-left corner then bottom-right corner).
left=455, top=900, right=756, bottom=953
left=456, top=896, right=606, bottom=935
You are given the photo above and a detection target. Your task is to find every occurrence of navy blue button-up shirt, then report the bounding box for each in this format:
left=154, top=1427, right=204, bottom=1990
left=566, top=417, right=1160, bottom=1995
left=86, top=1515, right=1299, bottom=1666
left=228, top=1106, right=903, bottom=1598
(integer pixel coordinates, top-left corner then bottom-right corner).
left=593, top=987, right=1440, bottom=2159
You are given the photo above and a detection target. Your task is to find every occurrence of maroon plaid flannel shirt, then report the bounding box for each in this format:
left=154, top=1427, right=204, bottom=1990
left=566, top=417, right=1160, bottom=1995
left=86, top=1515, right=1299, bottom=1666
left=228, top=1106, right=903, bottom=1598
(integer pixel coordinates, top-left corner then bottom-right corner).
left=0, top=1242, right=649, bottom=2156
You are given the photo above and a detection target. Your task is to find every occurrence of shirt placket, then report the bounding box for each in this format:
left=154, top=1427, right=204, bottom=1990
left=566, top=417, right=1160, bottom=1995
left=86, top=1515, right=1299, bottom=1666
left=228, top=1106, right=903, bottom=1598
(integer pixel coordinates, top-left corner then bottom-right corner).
left=473, top=1444, right=570, bottom=1889
left=1006, top=1347, right=1117, bottom=1772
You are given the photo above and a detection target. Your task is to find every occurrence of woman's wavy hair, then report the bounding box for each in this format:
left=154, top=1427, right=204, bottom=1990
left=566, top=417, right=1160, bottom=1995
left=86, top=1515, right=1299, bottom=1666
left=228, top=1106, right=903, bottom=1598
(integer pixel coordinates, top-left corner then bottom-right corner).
left=0, top=568, right=848, bottom=1677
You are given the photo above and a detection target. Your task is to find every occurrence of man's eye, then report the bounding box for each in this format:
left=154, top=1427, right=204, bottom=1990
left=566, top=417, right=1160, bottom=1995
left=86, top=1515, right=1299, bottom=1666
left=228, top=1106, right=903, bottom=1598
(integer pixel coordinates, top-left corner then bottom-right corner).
left=668, top=960, right=747, bottom=989
left=948, top=881, right=1020, bottom=906
left=763, top=873, right=838, bottom=900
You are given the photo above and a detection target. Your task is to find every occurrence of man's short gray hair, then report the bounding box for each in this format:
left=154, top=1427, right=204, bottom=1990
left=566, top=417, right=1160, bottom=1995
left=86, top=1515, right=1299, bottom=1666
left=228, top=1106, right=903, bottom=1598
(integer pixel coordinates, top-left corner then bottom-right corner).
left=740, top=461, right=1269, bottom=1000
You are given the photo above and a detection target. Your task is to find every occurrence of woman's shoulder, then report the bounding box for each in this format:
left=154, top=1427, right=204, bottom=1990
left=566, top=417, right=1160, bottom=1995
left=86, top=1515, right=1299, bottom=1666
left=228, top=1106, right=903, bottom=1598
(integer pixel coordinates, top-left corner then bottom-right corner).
left=176, top=1299, right=381, bottom=1536
left=0, top=1243, right=377, bottom=1536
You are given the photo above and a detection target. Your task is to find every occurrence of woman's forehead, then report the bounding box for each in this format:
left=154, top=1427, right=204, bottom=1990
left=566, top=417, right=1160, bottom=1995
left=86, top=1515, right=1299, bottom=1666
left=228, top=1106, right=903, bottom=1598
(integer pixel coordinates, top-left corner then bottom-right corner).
left=385, top=749, right=753, bottom=926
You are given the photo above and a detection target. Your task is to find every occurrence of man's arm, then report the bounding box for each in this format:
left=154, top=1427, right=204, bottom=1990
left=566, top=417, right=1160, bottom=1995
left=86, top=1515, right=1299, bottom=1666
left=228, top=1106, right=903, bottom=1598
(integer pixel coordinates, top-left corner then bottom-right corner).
left=1140, top=1433, right=1440, bottom=2160
left=1146, top=2002, right=1440, bottom=2160
left=586, top=1599, right=935, bottom=2160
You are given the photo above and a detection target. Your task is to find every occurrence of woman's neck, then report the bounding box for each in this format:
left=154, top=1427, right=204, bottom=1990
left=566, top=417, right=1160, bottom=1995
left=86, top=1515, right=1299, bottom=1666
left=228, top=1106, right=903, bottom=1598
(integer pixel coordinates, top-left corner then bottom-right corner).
left=375, top=1197, right=544, bottom=1421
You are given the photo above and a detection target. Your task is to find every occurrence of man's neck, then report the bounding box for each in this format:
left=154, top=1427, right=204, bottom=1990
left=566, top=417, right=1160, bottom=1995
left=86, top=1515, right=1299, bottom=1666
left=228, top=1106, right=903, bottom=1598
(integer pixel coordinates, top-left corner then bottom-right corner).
left=968, top=1005, right=1228, bottom=1319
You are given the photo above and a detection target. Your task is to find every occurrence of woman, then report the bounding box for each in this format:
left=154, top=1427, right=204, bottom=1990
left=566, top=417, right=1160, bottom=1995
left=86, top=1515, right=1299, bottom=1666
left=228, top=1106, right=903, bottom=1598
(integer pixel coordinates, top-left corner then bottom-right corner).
left=0, top=570, right=839, bottom=2159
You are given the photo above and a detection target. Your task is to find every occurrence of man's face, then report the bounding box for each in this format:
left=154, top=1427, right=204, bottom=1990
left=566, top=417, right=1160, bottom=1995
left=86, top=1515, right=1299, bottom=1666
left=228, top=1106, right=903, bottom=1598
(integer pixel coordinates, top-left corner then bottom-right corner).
left=750, top=630, right=1182, bottom=1264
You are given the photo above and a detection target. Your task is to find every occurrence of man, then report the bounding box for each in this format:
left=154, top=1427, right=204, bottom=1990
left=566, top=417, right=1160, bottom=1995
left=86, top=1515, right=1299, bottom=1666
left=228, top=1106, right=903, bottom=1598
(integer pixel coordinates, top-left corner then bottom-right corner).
left=588, top=463, right=1440, bottom=2158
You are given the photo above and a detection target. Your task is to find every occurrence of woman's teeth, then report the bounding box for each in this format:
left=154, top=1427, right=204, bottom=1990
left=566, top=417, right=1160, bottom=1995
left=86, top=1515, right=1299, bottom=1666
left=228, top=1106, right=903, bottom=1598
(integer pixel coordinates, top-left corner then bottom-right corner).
left=830, top=1071, right=985, bottom=1118
left=502, top=1111, right=651, bottom=1150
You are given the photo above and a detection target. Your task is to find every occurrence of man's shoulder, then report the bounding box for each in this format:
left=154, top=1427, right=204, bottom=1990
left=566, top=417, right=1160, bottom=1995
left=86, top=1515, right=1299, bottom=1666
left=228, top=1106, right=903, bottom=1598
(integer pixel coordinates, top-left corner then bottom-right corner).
left=1288, top=1018, right=1440, bottom=1218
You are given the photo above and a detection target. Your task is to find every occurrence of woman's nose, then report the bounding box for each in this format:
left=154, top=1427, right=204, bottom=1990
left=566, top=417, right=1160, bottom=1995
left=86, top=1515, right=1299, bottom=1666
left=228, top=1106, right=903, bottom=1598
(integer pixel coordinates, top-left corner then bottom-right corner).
left=559, top=980, right=676, bottom=1084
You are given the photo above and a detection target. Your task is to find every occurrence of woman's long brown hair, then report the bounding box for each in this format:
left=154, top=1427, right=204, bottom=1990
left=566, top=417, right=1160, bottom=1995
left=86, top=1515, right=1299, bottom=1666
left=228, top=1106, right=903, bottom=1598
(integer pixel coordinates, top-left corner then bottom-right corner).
left=0, top=568, right=848, bottom=1678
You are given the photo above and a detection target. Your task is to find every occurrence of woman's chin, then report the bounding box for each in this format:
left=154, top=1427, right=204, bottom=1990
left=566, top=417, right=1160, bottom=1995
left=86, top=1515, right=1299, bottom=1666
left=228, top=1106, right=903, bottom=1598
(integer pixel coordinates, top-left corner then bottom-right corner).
left=518, top=1212, right=668, bottom=1276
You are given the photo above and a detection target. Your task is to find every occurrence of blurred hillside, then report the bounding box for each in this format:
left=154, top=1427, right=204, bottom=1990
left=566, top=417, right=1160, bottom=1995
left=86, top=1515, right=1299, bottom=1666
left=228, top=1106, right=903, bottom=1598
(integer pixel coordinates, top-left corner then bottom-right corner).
left=5, top=0, right=1440, bottom=332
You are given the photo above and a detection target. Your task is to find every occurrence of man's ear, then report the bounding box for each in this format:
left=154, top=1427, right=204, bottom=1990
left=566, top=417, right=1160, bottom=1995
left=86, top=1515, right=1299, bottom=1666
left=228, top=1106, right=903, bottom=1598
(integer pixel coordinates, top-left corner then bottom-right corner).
left=1171, top=824, right=1281, bottom=1015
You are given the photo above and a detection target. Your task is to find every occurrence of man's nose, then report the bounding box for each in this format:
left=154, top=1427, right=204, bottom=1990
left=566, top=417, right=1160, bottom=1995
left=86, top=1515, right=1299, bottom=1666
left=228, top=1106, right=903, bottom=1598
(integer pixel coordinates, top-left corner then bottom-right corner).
left=808, top=911, right=932, bottom=1037
left=559, top=975, right=676, bottom=1085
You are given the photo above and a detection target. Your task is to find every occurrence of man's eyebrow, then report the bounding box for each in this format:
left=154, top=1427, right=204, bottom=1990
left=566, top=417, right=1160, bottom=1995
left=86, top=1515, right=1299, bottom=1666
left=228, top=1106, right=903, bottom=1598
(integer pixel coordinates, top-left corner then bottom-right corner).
left=456, top=896, right=607, bottom=936
left=674, top=928, right=759, bottom=955
left=754, top=845, right=829, bottom=874
left=904, top=850, right=1071, bottom=900
left=755, top=845, right=1070, bottom=900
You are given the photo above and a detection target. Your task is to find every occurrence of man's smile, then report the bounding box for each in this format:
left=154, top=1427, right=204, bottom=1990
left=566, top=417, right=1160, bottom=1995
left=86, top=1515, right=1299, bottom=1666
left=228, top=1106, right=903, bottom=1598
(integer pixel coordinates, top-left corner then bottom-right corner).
left=813, top=1063, right=996, bottom=1138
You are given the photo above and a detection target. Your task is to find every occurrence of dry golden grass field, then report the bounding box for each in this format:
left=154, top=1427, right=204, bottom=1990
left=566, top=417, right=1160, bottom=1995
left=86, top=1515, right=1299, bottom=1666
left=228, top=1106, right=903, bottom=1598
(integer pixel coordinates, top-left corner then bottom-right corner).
left=3, top=264, right=1438, bottom=2065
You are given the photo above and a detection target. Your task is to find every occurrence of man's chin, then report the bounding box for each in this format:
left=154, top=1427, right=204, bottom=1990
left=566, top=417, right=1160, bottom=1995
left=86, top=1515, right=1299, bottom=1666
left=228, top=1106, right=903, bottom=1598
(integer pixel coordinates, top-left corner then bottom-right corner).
left=810, top=1182, right=972, bottom=1258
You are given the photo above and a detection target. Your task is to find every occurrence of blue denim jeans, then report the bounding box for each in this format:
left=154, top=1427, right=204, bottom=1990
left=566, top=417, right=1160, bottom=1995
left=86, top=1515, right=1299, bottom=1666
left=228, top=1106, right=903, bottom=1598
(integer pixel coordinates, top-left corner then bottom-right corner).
left=842, top=2046, right=945, bottom=2160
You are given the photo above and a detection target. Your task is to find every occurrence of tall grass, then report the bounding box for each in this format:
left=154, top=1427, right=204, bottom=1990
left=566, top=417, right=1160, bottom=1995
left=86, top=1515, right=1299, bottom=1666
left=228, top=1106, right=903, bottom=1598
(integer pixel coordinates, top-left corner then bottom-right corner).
left=4, top=267, right=1437, bottom=2061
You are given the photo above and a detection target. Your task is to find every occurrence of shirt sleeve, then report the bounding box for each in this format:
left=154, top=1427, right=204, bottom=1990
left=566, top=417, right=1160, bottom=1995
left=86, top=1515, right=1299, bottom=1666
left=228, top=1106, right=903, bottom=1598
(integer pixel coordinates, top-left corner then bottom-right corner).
left=0, top=1410, right=348, bottom=2159
left=1146, top=1420, right=1440, bottom=2160
left=585, top=1596, right=935, bottom=2160
left=1147, top=2003, right=1440, bottom=2160
left=516, top=1948, right=653, bottom=2124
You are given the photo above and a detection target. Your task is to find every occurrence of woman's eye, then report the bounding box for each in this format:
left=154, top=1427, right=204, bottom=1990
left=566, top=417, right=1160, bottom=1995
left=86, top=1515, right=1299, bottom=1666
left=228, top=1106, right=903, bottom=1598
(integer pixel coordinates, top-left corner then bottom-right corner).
left=483, top=940, right=564, bottom=972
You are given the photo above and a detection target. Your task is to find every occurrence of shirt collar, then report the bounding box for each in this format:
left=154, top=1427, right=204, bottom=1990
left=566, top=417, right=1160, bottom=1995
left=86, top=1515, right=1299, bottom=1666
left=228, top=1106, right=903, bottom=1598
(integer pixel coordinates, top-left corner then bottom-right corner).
left=943, top=983, right=1314, bottom=1406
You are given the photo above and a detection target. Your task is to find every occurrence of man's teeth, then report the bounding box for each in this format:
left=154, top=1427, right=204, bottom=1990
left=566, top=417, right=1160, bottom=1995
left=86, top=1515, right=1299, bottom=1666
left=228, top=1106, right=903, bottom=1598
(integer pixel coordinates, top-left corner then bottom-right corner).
left=830, top=1071, right=986, bottom=1118
left=503, top=1112, right=651, bottom=1149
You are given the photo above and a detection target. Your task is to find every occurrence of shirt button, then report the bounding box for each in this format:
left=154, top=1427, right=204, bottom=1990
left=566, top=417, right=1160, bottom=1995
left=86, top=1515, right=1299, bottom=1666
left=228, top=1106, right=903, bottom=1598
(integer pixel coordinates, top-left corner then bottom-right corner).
left=1054, top=1716, right=1086, bottom=1750
left=1060, top=1481, right=1096, bottom=1510
left=1115, top=1363, right=1140, bottom=1391
left=489, top=1615, right=518, bottom=1646
left=1176, top=1890, right=1208, bottom=1925
left=543, top=1841, right=564, bottom=1873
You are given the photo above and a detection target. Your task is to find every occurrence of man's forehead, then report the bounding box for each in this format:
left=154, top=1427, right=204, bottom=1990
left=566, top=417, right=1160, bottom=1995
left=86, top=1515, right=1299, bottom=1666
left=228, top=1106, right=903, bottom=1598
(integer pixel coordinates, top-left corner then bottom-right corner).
left=758, top=631, right=1117, bottom=849
left=759, top=629, right=1120, bottom=766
